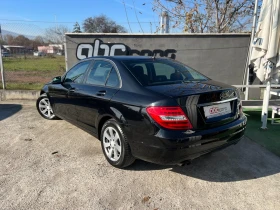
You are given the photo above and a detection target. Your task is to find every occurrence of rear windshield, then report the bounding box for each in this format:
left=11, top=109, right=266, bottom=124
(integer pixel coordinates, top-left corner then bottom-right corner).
left=122, top=59, right=209, bottom=86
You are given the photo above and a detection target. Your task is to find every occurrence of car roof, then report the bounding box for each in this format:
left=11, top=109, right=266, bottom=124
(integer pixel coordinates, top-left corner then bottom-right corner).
left=83, top=56, right=170, bottom=61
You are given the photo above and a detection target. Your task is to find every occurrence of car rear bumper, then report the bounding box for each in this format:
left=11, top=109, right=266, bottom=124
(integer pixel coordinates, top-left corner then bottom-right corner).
left=129, top=115, right=247, bottom=165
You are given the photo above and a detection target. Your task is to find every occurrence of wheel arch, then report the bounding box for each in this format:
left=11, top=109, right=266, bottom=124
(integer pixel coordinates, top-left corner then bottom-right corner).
left=40, top=85, right=49, bottom=96
left=40, top=90, right=46, bottom=95
left=97, top=107, right=128, bottom=140
left=98, top=116, right=113, bottom=140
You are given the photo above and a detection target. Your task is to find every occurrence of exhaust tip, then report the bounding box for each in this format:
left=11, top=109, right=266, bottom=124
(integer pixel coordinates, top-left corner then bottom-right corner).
left=176, top=160, right=192, bottom=166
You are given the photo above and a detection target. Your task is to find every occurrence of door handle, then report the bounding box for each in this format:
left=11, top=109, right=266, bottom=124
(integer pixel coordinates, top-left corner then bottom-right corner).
left=97, top=90, right=106, bottom=96
left=69, top=87, right=76, bottom=92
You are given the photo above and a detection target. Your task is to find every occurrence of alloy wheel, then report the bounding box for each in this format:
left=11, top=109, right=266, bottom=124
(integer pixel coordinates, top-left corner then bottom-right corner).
left=38, top=98, right=55, bottom=119
left=102, top=127, right=122, bottom=162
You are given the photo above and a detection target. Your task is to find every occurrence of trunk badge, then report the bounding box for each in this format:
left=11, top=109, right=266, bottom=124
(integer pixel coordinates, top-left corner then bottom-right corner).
left=220, top=90, right=235, bottom=100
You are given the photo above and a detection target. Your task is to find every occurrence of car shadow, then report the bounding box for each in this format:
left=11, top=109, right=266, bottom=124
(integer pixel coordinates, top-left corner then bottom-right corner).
left=127, top=137, right=280, bottom=182
left=0, top=104, right=22, bottom=121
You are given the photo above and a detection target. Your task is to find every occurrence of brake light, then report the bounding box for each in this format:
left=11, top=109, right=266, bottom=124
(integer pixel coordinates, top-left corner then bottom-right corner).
left=146, top=106, right=193, bottom=130
left=239, top=103, right=243, bottom=114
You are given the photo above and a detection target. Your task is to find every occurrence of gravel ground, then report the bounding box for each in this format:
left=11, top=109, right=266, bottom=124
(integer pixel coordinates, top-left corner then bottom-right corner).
left=0, top=100, right=280, bottom=210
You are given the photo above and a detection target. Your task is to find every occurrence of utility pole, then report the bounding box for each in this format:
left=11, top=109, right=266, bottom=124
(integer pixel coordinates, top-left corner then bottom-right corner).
left=54, top=14, right=57, bottom=32
left=160, top=11, right=170, bottom=34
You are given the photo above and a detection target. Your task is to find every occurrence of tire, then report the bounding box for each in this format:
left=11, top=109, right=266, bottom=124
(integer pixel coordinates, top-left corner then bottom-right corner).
left=36, top=94, right=57, bottom=120
left=101, top=119, right=135, bottom=168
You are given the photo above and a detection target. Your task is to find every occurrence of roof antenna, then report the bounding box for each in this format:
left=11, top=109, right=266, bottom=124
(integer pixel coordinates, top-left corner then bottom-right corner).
left=152, top=53, right=156, bottom=60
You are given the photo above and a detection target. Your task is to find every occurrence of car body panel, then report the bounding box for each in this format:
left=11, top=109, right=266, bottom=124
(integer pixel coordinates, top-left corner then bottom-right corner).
left=39, top=56, right=247, bottom=165
left=74, top=84, right=119, bottom=133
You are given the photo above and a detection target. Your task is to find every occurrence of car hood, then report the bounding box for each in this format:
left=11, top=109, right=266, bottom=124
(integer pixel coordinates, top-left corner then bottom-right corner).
left=145, top=80, right=235, bottom=98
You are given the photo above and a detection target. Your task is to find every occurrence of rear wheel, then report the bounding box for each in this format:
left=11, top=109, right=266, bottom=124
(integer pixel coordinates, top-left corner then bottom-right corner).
left=36, top=94, right=57, bottom=120
left=101, top=119, right=135, bottom=168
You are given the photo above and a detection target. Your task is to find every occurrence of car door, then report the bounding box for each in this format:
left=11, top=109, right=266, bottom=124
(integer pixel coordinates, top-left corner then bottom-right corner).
left=48, top=60, right=92, bottom=121
left=73, top=59, right=121, bottom=133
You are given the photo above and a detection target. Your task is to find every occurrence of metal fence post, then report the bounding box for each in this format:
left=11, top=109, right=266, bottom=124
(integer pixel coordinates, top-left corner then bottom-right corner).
left=0, top=45, right=6, bottom=90
left=244, top=0, right=259, bottom=100
left=64, top=35, right=68, bottom=72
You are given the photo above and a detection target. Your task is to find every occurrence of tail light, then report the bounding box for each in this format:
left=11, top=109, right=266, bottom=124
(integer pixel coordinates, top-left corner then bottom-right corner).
left=239, top=103, right=243, bottom=114
left=146, top=106, right=193, bottom=130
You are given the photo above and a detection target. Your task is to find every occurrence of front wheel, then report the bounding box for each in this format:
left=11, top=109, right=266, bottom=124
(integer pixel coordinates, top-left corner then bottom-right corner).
left=101, top=119, right=135, bottom=168
left=36, top=94, right=57, bottom=120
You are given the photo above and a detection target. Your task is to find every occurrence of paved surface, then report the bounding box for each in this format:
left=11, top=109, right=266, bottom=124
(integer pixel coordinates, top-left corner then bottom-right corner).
left=0, top=100, right=280, bottom=210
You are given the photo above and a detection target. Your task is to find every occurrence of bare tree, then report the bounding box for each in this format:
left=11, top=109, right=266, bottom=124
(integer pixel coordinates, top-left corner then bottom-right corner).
left=32, top=36, right=46, bottom=49
left=13, top=35, right=31, bottom=47
left=44, top=25, right=70, bottom=44
left=83, top=14, right=127, bottom=33
left=153, top=0, right=260, bottom=33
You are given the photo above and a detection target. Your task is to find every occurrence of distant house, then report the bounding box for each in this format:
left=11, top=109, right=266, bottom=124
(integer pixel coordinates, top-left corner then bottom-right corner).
left=38, top=44, right=64, bottom=54
left=2, top=45, right=26, bottom=54
left=49, top=44, right=63, bottom=51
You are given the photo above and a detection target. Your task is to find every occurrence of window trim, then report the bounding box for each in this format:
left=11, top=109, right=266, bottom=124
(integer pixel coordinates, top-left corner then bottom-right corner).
left=62, top=60, right=93, bottom=84
left=83, top=58, right=122, bottom=89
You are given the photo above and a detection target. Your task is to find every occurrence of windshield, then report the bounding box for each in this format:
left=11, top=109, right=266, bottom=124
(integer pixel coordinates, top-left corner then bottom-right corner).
left=122, top=59, right=209, bottom=86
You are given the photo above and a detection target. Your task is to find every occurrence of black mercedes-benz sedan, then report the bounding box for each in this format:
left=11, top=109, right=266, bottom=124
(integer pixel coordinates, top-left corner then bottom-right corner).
left=37, top=56, right=246, bottom=168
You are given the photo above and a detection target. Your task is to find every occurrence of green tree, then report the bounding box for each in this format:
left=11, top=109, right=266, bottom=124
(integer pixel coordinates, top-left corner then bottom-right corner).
left=83, top=14, right=127, bottom=33
left=72, top=22, right=82, bottom=33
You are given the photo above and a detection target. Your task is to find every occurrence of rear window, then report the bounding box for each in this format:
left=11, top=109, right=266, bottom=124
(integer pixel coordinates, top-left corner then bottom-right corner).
left=122, top=59, right=209, bottom=86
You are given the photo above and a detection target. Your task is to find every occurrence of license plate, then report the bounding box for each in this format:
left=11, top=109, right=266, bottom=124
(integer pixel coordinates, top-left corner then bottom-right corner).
left=203, top=102, right=231, bottom=119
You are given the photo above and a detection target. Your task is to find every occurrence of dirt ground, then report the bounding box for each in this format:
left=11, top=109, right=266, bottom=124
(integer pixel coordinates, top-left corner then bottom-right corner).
left=0, top=100, right=280, bottom=210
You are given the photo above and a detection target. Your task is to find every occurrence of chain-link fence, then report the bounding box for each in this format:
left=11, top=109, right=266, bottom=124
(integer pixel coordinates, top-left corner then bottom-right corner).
left=0, top=19, right=168, bottom=90
left=0, top=21, right=74, bottom=90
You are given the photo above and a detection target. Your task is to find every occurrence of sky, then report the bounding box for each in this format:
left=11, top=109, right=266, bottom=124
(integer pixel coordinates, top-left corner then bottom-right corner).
left=0, top=0, right=169, bottom=37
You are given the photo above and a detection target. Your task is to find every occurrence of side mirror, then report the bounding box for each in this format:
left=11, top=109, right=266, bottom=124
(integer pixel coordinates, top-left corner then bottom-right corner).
left=52, top=76, right=62, bottom=84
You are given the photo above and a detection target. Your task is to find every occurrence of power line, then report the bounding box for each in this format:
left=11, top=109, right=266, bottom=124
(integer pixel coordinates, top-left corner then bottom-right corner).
left=122, top=0, right=133, bottom=33
left=132, top=0, right=144, bottom=33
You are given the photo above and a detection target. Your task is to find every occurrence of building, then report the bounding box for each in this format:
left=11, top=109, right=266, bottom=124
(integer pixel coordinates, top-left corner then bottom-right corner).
left=2, top=45, right=26, bottom=54
left=38, top=44, right=64, bottom=54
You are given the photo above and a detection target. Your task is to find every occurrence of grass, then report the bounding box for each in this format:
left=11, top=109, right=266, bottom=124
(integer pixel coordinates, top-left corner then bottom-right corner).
left=1, top=56, right=66, bottom=90
left=2, top=56, right=66, bottom=71
left=7, top=82, right=45, bottom=90
left=0, top=82, right=45, bottom=90
left=244, top=108, right=280, bottom=157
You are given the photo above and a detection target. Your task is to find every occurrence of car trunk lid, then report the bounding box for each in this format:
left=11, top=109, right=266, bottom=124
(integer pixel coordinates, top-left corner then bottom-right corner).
left=146, top=80, right=240, bottom=130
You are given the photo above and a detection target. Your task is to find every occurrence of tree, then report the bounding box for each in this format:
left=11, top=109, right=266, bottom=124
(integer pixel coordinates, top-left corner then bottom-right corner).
left=44, top=25, right=70, bottom=44
left=153, top=0, right=261, bottom=33
left=13, top=35, right=31, bottom=47
left=32, top=36, right=46, bottom=49
left=0, top=38, right=6, bottom=45
left=73, top=22, right=82, bottom=33
left=0, top=39, right=7, bottom=45
left=4, top=35, right=15, bottom=45
left=83, top=14, right=127, bottom=33
left=3, top=34, right=31, bottom=47
left=2, top=34, right=46, bottom=50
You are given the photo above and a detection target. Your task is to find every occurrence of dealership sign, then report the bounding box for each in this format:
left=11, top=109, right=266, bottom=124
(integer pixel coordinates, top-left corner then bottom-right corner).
left=76, top=39, right=177, bottom=60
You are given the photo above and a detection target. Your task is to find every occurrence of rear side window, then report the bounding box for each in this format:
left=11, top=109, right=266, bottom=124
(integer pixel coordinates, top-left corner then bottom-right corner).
left=86, top=60, right=112, bottom=86
left=64, top=61, right=90, bottom=83
left=86, top=60, right=120, bottom=87
left=106, top=67, right=120, bottom=87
